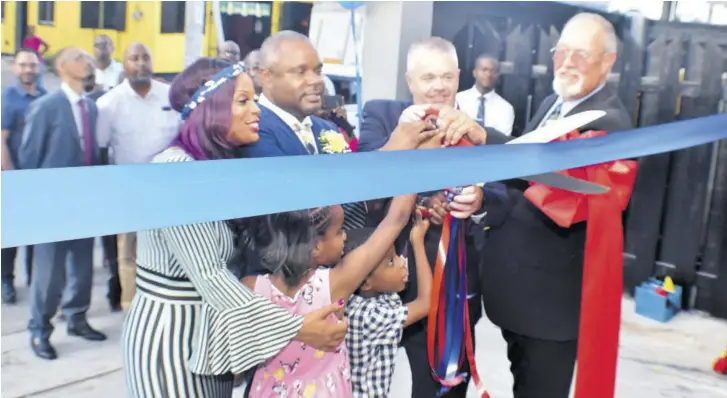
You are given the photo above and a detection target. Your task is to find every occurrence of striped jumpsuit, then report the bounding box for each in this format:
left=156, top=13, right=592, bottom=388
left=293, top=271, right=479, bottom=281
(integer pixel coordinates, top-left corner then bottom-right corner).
left=121, top=148, right=303, bottom=397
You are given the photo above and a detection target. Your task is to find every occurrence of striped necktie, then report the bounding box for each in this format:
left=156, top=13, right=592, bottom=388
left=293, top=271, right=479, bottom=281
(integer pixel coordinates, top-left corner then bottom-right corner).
left=294, top=121, right=317, bottom=155
left=476, top=95, right=486, bottom=128
left=540, top=102, right=563, bottom=127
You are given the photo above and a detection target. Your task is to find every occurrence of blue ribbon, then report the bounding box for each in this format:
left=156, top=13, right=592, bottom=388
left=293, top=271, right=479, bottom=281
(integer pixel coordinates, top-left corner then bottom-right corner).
left=2, top=114, right=726, bottom=248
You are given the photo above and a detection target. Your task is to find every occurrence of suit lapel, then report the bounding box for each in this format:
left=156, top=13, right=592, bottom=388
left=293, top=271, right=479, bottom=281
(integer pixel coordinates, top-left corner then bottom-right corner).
left=259, top=105, right=308, bottom=156
left=310, top=118, right=325, bottom=154
left=568, top=85, right=611, bottom=116
left=525, top=95, right=557, bottom=133
left=57, top=92, right=81, bottom=140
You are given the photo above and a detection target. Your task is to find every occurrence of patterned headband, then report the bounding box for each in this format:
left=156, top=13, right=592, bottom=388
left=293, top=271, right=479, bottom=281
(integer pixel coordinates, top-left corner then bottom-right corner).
left=180, top=62, right=247, bottom=120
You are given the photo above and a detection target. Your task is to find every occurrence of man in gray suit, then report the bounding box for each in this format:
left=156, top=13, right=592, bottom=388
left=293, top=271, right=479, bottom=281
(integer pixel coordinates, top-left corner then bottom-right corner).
left=19, top=47, right=107, bottom=360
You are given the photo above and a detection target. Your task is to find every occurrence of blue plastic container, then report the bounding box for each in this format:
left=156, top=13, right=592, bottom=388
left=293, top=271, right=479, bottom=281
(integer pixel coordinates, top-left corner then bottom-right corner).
left=634, top=278, right=682, bottom=323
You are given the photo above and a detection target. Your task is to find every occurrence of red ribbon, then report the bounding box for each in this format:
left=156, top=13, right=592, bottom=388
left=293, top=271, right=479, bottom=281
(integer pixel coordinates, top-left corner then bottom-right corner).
left=523, top=130, right=638, bottom=398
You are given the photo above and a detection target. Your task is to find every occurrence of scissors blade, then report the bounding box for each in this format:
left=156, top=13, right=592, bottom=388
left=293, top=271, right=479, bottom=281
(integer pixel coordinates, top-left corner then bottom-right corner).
left=508, top=110, right=607, bottom=145
left=506, top=110, right=610, bottom=193
left=521, top=173, right=610, bottom=194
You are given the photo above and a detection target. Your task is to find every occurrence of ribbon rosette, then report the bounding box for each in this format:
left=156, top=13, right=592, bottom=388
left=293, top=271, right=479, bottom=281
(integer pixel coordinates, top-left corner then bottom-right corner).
left=319, top=130, right=352, bottom=154
left=523, top=129, right=638, bottom=398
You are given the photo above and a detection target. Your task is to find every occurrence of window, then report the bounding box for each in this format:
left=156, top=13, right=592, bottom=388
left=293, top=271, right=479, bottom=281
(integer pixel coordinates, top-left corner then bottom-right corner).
left=80, top=1, right=127, bottom=31
left=38, top=1, right=55, bottom=25
left=161, top=1, right=185, bottom=33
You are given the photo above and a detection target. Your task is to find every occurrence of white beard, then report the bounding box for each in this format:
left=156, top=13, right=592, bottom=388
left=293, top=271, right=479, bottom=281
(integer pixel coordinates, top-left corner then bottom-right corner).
left=553, top=73, right=584, bottom=100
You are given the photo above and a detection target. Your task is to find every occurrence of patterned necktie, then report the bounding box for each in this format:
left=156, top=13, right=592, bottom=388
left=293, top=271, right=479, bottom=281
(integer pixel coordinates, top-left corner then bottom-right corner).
left=540, top=102, right=563, bottom=127
left=476, top=95, right=486, bottom=128
left=294, top=121, right=317, bottom=155
left=77, top=99, right=93, bottom=166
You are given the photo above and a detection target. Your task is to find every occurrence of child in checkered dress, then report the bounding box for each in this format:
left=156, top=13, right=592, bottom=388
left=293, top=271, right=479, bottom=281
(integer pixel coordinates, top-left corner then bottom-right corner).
left=239, top=193, right=416, bottom=398
left=344, top=210, right=433, bottom=398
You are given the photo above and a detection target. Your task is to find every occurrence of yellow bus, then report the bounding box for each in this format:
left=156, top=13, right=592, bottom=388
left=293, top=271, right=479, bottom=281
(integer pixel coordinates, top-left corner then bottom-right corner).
left=1, top=1, right=315, bottom=75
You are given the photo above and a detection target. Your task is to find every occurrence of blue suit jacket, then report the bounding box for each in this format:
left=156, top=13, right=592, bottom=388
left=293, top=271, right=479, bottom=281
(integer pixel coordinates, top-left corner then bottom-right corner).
left=19, top=90, right=100, bottom=169
left=238, top=104, right=340, bottom=158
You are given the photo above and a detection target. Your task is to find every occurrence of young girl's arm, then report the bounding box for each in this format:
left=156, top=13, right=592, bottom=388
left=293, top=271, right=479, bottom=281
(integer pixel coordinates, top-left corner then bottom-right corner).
left=241, top=276, right=256, bottom=290
left=330, top=194, right=416, bottom=302
left=404, top=211, right=432, bottom=327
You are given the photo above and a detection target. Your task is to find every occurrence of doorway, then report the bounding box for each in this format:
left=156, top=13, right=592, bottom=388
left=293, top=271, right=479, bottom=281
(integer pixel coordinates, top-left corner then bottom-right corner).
left=15, top=1, right=28, bottom=51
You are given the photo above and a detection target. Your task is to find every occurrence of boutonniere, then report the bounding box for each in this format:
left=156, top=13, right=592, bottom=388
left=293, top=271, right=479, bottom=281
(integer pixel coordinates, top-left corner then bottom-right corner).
left=319, top=130, right=351, bottom=154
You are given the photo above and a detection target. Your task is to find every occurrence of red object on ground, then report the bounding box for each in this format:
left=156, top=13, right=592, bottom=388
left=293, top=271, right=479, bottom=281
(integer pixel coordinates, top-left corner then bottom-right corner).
left=714, top=350, right=727, bottom=375
left=523, top=130, right=639, bottom=398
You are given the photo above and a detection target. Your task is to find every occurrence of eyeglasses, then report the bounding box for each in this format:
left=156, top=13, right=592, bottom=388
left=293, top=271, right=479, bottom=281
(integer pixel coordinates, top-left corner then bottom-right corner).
left=550, top=46, right=597, bottom=65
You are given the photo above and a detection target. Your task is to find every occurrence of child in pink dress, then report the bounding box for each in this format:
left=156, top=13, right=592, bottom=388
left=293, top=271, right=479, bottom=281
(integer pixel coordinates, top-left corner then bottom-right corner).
left=240, top=194, right=416, bottom=398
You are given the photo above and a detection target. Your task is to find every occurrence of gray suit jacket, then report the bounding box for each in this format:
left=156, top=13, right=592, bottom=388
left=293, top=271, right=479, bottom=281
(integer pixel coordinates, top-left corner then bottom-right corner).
left=19, top=90, right=99, bottom=169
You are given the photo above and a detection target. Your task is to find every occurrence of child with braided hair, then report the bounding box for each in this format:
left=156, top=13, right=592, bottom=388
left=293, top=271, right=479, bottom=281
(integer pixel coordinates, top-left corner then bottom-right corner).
left=237, top=193, right=416, bottom=397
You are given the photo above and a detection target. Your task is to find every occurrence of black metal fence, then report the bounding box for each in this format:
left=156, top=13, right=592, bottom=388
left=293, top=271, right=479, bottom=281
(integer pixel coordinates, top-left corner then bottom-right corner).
left=431, top=1, right=727, bottom=319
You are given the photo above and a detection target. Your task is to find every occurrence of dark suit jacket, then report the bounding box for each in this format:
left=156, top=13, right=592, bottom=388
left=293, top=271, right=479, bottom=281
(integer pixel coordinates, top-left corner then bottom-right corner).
left=480, top=84, right=633, bottom=342
left=19, top=90, right=100, bottom=169
left=358, top=99, right=512, bottom=305
left=234, top=104, right=342, bottom=278
left=237, top=104, right=340, bottom=158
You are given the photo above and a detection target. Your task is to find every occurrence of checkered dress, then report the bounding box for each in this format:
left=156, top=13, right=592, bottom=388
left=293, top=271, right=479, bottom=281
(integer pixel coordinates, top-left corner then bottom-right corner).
left=345, top=293, right=409, bottom=398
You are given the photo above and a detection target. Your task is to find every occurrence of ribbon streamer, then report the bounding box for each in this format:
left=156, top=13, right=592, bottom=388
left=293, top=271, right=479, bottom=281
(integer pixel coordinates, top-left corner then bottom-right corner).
left=524, top=130, right=638, bottom=398
left=2, top=114, right=727, bottom=248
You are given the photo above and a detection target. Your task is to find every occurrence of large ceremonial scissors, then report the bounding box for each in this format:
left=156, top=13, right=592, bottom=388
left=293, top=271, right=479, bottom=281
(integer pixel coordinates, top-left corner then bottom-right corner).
left=502, top=110, right=609, bottom=194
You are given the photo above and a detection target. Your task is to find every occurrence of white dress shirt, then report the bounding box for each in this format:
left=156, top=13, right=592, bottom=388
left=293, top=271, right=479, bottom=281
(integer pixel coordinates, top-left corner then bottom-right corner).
left=95, top=60, right=124, bottom=91
left=60, top=82, right=86, bottom=147
left=258, top=93, right=318, bottom=154
left=96, top=79, right=180, bottom=165
left=455, top=87, right=515, bottom=135
left=540, top=83, right=607, bottom=125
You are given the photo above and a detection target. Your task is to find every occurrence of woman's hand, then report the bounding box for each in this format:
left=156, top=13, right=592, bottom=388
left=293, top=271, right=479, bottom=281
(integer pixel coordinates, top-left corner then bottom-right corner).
left=297, top=300, right=348, bottom=352
left=381, top=120, right=436, bottom=151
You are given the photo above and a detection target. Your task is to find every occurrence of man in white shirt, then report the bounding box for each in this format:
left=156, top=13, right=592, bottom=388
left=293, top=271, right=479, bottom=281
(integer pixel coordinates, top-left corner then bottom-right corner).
left=96, top=43, right=180, bottom=311
left=93, top=35, right=124, bottom=91
left=455, top=55, right=515, bottom=135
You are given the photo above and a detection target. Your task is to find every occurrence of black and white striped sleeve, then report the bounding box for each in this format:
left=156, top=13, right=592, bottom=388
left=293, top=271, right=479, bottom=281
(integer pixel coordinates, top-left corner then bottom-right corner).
left=160, top=221, right=303, bottom=372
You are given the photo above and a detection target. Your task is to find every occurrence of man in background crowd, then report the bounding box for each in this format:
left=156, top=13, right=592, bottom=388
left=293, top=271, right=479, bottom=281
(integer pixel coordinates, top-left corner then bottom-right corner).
left=20, top=47, right=107, bottom=360
left=455, top=54, right=514, bottom=135
left=243, top=49, right=262, bottom=97
left=1, top=48, right=46, bottom=304
left=93, top=35, right=124, bottom=91
left=96, top=43, right=180, bottom=311
left=219, top=40, right=241, bottom=63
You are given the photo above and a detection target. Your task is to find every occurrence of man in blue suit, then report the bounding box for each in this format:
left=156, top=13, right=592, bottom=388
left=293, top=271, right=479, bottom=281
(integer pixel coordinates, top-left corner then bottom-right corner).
left=237, top=31, right=371, bottom=230
left=358, top=37, right=511, bottom=398
left=19, top=47, right=107, bottom=360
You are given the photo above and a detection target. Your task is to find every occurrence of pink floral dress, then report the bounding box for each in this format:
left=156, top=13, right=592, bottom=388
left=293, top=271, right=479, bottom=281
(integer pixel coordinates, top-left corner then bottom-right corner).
left=250, top=269, right=352, bottom=398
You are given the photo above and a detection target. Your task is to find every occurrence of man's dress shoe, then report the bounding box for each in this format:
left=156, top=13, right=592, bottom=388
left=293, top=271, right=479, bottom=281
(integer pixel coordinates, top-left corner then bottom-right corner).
left=31, top=337, right=57, bottom=360
left=67, top=320, right=107, bottom=341
left=1, top=281, right=17, bottom=304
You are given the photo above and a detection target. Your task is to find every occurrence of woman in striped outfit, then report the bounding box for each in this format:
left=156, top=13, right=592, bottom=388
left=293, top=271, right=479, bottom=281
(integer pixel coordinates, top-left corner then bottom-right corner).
left=121, top=58, right=348, bottom=398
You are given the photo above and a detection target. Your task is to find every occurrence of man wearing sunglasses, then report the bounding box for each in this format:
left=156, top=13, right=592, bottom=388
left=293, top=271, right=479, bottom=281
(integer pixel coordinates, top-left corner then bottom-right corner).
left=479, top=12, right=633, bottom=398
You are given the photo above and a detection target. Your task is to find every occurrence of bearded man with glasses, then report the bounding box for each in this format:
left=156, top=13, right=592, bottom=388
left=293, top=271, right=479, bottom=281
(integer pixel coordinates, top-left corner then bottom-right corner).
left=479, top=12, right=634, bottom=398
